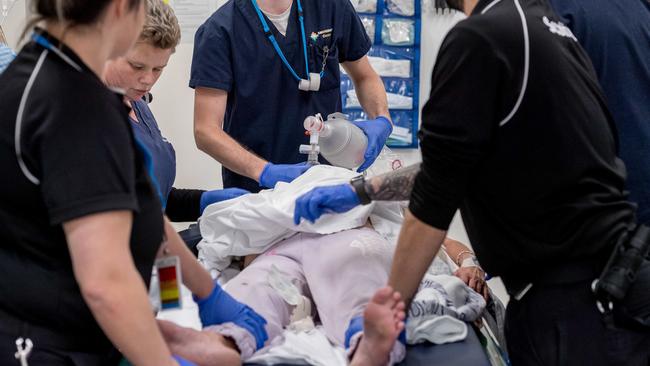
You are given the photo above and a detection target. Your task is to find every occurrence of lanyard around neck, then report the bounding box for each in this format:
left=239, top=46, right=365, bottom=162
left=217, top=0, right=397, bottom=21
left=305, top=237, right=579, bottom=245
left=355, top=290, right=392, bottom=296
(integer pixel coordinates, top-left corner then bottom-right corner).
left=32, top=33, right=82, bottom=72
left=250, top=0, right=310, bottom=82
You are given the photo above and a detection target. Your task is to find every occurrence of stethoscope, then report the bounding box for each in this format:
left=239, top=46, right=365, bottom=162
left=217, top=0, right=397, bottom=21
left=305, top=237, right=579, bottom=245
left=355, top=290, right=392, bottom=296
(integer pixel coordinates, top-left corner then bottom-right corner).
left=250, top=0, right=327, bottom=91
left=15, top=32, right=167, bottom=207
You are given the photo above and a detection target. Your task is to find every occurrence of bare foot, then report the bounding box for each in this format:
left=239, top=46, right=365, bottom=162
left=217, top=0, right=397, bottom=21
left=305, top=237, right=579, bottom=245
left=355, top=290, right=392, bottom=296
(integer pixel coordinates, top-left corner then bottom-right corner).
left=157, top=320, right=241, bottom=366
left=350, top=287, right=406, bottom=366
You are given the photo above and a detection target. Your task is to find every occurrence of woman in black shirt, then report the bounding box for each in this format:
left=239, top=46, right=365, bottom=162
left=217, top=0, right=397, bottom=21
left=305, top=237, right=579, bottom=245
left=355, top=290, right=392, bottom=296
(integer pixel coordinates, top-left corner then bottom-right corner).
left=0, top=0, right=264, bottom=364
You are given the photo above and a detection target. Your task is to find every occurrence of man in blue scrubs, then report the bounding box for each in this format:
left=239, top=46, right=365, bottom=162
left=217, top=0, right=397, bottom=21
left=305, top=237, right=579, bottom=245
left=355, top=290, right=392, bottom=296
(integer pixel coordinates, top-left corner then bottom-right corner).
left=548, top=0, right=650, bottom=225
left=191, top=0, right=392, bottom=192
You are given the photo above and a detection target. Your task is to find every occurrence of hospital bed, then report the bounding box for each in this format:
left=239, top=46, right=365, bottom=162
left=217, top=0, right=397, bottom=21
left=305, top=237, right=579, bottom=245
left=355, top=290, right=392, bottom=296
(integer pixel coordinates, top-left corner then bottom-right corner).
left=244, top=326, right=491, bottom=366
left=180, top=225, right=494, bottom=366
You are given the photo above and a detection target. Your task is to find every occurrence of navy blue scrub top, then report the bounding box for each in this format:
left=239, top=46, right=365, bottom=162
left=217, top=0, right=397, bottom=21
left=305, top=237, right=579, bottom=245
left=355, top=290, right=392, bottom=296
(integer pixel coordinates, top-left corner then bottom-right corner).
left=130, top=99, right=176, bottom=202
left=548, top=0, right=650, bottom=225
left=190, top=0, right=371, bottom=192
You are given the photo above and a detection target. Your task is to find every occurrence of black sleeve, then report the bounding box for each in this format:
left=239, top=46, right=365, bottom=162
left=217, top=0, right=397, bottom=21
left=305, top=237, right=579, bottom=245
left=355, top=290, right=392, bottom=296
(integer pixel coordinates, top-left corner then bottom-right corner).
left=165, top=188, right=205, bottom=222
left=409, top=25, right=504, bottom=230
left=35, top=93, right=139, bottom=225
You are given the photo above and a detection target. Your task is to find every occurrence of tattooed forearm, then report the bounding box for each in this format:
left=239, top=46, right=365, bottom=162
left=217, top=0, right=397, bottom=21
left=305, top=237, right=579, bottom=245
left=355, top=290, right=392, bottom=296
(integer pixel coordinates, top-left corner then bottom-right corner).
left=364, top=163, right=421, bottom=201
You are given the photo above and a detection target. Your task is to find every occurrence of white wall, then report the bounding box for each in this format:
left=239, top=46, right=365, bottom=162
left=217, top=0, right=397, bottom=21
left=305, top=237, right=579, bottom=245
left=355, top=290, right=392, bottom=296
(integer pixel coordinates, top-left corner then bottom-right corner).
left=2, top=0, right=27, bottom=49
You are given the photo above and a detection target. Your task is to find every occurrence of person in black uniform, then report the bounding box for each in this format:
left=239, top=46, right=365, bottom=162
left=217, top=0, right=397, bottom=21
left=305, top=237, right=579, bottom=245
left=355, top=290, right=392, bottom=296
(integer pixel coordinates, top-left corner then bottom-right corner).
left=293, top=0, right=650, bottom=364
left=0, top=0, right=266, bottom=364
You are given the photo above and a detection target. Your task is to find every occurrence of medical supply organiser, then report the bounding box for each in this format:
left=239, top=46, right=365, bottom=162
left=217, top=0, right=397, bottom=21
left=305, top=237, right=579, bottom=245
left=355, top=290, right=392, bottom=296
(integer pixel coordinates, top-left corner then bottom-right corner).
left=342, top=0, right=421, bottom=148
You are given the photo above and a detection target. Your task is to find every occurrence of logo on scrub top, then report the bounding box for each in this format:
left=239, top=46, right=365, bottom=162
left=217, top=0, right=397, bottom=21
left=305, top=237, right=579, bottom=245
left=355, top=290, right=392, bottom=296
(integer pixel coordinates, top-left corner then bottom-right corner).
left=310, top=28, right=333, bottom=42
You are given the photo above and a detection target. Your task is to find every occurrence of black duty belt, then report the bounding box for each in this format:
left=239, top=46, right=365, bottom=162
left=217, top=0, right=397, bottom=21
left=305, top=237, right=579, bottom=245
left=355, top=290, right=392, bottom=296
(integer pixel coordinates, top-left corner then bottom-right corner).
left=501, top=254, right=608, bottom=301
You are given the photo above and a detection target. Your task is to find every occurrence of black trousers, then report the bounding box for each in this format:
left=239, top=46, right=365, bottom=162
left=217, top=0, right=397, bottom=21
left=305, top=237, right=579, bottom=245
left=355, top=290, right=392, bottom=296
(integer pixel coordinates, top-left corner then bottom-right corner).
left=0, top=308, right=121, bottom=366
left=505, top=278, right=650, bottom=366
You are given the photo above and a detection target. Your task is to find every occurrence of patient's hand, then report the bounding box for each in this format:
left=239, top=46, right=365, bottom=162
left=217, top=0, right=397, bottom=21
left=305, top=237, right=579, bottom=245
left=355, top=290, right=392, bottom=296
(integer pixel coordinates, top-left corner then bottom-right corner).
left=454, top=266, right=489, bottom=301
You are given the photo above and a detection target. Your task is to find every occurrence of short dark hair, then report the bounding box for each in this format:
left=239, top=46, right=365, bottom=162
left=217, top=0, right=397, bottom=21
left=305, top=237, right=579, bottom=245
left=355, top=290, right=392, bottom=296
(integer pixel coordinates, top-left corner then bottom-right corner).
left=23, top=0, right=143, bottom=40
left=33, top=0, right=143, bottom=25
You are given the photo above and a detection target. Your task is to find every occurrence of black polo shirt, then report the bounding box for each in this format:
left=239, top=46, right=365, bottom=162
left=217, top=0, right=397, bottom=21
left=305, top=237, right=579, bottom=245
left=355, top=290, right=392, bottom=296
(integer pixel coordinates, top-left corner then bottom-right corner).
left=0, top=31, right=163, bottom=351
left=409, top=0, right=636, bottom=280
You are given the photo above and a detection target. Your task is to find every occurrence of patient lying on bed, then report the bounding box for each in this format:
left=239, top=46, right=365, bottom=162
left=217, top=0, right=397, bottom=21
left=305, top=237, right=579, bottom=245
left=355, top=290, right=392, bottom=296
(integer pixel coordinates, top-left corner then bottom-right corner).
left=157, top=166, right=489, bottom=365
left=159, top=225, right=407, bottom=366
left=158, top=229, right=487, bottom=366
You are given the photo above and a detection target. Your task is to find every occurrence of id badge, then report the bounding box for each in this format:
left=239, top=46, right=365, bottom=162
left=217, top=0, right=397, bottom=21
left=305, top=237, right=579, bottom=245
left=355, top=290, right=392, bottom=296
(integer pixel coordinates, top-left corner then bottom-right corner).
left=155, top=256, right=183, bottom=310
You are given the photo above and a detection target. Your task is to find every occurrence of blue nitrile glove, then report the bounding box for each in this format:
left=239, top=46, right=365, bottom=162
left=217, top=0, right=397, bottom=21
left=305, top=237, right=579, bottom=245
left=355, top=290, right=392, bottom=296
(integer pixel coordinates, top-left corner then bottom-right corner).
left=352, top=116, right=393, bottom=172
left=259, top=162, right=312, bottom=188
left=293, top=183, right=360, bottom=225
left=199, top=188, right=250, bottom=213
left=173, top=355, right=197, bottom=366
left=345, top=315, right=364, bottom=349
left=194, top=282, right=268, bottom=350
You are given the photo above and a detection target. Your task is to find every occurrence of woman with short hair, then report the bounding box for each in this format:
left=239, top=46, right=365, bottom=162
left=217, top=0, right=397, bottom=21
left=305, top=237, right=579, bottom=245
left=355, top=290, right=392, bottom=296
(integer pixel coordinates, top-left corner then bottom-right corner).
left=104, top=0, right=249, bottom=223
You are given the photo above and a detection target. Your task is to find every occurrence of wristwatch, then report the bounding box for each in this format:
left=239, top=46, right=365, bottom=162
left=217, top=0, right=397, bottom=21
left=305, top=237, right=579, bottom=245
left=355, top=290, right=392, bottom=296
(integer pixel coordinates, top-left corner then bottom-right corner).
left=350, top=175, right=371, bottom=205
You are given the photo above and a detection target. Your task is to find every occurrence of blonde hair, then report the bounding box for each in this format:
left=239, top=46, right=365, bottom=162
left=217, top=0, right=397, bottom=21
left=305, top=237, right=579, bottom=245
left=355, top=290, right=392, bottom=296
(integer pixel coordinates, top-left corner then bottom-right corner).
left=139, top=0, right=180, bottom=50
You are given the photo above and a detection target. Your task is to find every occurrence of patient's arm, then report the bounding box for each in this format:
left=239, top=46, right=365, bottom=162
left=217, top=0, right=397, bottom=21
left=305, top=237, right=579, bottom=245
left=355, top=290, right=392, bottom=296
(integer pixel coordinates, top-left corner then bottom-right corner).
left=158, top=320, right=240, bottom=366
left=442, top=237, right=475, bottom=266
left=161, top=217, right=214, bottom=299
left=443, top=238, right=488, bottom=300
left=364, top=163, right=421, bottom=201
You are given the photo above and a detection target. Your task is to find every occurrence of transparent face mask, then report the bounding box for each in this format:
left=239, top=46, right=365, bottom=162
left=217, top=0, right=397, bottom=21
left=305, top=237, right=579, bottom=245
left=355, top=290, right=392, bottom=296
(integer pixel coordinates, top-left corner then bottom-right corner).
left=387, top=0, right=415, bottom=16
left=381, top=18, right=415, bottom=46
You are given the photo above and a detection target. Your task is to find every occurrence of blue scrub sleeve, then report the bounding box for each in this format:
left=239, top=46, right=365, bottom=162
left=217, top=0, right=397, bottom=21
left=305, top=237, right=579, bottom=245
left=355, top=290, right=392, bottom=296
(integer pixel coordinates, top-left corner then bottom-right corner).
left=190, top=20, right=234, bottom=91
left=336, top=0, right=372, bottom=63
left=547, top=0, right=579, bottom=27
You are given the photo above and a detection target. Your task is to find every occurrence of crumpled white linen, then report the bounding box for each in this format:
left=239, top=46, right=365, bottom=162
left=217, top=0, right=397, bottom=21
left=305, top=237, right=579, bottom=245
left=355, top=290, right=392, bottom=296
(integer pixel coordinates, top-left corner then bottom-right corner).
left=407, top=315, right=468, bottom=345
left=407, top=274, right=486, bottom=345
left=246, top=322, right=348, bottom=366
left=198, top=165, right=377, bottom=271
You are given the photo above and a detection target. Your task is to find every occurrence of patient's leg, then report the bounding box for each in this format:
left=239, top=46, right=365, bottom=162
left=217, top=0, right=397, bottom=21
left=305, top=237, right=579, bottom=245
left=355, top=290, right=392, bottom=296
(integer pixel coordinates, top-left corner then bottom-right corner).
left=204, top=247, right=308, bottom=359
left=158, top=320, right=241, bottom=366
left=302, top=228, right=393, bottom=346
